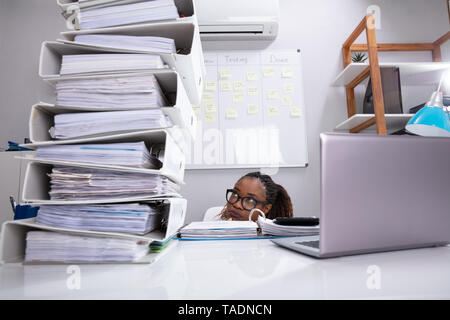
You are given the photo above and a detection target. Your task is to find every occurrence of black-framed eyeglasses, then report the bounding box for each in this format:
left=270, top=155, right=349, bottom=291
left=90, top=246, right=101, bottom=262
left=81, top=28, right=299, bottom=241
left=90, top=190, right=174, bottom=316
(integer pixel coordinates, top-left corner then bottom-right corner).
left=226, top=189, right=268, bottom=211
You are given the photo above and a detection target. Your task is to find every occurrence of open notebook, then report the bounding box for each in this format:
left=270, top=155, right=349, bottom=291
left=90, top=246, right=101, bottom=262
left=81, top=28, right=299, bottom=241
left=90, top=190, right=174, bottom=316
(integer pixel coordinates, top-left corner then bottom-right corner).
left=178, top=221, right=259, bottom=240
left=178, top=218, right=320, bottom=240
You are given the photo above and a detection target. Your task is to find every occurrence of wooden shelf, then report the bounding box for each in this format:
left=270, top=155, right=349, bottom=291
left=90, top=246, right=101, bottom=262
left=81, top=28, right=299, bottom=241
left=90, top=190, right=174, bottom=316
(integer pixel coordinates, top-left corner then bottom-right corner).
left=338, top=14, right=449, bottom=135
left=334, top=114, right=414, bottom=133
left=333, top=62, right=450, bottom=87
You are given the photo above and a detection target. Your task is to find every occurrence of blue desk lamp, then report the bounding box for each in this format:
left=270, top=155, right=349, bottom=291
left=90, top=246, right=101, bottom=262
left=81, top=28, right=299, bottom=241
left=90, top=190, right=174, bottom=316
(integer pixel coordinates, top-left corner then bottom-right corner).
left=405, top=71, right=450, bottom=137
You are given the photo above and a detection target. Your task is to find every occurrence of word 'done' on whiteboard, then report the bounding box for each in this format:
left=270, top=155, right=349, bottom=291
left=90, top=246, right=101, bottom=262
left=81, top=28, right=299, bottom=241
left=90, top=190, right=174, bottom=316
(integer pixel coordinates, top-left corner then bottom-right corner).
left=186, top=50, right=308, bottom=169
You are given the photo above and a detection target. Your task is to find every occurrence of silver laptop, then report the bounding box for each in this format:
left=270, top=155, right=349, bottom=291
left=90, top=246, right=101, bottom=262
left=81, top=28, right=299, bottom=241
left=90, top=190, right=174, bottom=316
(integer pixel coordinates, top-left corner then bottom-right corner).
left=272, top=133, right=450, bottom=258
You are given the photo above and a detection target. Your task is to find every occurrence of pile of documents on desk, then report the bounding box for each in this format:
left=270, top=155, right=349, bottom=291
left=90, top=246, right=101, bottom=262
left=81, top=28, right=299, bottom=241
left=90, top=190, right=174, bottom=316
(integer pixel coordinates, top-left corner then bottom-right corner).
left=178, top=221, right=259, bottom=240
left=36, top=142, right=162, bottom=168
left=47, top=166, right=180, bottom=201
left=73, top=34, right=177, bottom=53
left=15, top=0, right=188, bottom=265
left=257, top=216, right=320, bottom=237
left=60, top=53, right=166, bottom=75
left=50, top=109, right=172, bottom=139
left=77, top=0, right=179, bottom=30
left=25, top=231, right=150, bottom=263
left=56, top=74, right=168, bottom=109
left=36, top=203, right=162, bottom=234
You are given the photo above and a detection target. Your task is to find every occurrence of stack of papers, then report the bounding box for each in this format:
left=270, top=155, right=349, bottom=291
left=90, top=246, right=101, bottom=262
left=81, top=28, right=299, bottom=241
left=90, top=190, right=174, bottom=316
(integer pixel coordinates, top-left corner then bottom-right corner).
left=50, top=109, right=172, bottom=139
left=73, top=34, right=177, bottom=53
left=257, top=216, right=320, bottom=237
left=36, top=203, right=162, bottom=235
left=78, top=0, right=179, bottom=30
left=48, top=166, right=179, bottom=201
left=56, top=74, right=168, bottom=109
left=60, top=54, right=166, bottom=75
left=25, top=231, right=150, bottom=263
left=36, top=142, right=161, bottom=168
left=178, top=221, right=259, bottom=239
left=76, top=0, right=149, bottom=10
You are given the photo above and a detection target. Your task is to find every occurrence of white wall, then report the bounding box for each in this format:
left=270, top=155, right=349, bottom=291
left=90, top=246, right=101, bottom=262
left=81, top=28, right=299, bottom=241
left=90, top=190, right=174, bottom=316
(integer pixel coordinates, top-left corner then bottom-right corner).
left=0, top=0, right=448, bottom=223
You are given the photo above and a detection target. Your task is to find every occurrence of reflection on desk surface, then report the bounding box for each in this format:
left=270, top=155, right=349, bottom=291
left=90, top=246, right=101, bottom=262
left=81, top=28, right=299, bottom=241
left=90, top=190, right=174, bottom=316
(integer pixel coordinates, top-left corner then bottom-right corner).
left=1, top=240, right=449, bottom=299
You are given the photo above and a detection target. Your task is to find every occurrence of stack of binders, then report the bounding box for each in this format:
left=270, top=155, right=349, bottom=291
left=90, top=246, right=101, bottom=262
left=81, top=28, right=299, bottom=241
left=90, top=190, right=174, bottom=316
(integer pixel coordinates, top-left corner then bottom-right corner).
left=0, top=0, right=205, bottom=264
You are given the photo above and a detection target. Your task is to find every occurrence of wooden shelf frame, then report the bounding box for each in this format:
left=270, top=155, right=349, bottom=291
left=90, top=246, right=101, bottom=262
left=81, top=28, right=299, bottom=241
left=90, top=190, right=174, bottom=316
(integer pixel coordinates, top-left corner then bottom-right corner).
left=341, top=14, right=450, bottom=134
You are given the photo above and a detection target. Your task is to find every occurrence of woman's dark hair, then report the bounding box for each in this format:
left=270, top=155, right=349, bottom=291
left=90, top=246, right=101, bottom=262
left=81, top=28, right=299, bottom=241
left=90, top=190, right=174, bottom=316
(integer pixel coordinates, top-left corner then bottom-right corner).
left=241, top=172, right=293, bottom=219
left=220, top=172, right=293, bottom=219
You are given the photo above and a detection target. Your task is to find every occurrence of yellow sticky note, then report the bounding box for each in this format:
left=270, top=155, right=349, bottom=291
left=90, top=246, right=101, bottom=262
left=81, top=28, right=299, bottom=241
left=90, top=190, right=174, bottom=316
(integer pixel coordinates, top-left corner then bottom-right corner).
left=263, top=67, right=275, bottom=78
left=232, top=93, right=244, bottom=103
left=268, top=106, right=279, bottom=117
left=202, top=92, right=213, bottom=101
left=234, top=81, right=245, bottom=91
left=226, top=107, right=238, bottom=119
left=281, top=95, right=293, bottom=106
left=267, top=89, right=279, bottom=100
left=247, top=86, right=259, bottom=96
left=281, top=67, right=293, bottom=78
left=247, top=104, right=259, bottom=115
left=219, top=67, right=231, bottom=79
left=290, top=106, right=302, bottom=117
left=220, top=81, right=232, bottom=92
left=205, top=81, right=217, bottom=92
left=192, top=104, right=201, bottom=115
left=246, top=71, right=258, bottom=81
left=205, top=102, right=216, bottom=113
left=204, top=112, right=216, bottom=123
left=283, top=83, right=294, bottom=94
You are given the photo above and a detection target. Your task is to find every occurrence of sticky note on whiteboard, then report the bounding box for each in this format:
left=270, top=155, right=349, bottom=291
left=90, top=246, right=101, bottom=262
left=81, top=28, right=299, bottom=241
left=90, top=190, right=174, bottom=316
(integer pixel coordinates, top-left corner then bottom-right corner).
left=205, top=102, right=217, bottom=113
left=263, top=67, right=275, bottom=78
left=192, top=104, right=201, bottom=115
left=268, top=106, right=279, bottom=116
left=220, top=81, right=232, bottom=92
left=283, top=83, right=294, bottom=94
left=205, top=81, right=217, bottom=92
left=281, top=95, right=293, bottom=106
left=282, top=67, right=294, bottom=78
left=247, top=104, right=259, bottom=115
left=219, top=67, right=231, bottom=79
left=202, top=92, right=213, bottom=101
left=226, top=107, right=238, bottom=119
left=290, top=106, right=302, bottom=117
left=246, top=71, right=258, bottom=81
left=267, top=89, right=279, bottom=100
left=234, top=81, right=245, bottom=91
left=247, top=86, right=259, bottom=96
left=204, top=112, right=216, bottom=123
left=233, top=93, right=244, bottom=103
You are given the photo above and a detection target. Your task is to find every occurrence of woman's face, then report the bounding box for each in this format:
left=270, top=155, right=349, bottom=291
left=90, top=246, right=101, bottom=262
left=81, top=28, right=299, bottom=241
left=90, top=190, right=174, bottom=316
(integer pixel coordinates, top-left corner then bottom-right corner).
left=224, top=177, right=272, bottom=221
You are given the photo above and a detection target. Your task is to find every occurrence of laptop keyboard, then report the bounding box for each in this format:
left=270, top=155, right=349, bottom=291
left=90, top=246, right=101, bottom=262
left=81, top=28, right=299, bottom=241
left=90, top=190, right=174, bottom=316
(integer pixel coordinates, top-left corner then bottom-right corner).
left=296, top=240, right=320, bottom=249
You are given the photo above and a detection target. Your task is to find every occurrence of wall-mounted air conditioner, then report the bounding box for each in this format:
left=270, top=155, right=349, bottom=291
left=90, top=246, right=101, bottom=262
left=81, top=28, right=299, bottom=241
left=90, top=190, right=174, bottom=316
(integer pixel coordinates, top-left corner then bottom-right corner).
left=195, top=0, right=279, bottom=41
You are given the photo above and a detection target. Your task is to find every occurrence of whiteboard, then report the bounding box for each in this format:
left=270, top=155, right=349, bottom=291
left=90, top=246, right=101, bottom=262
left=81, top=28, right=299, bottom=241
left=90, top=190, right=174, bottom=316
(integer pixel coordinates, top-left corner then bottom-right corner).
left=185, top=49, right=308, bottom=169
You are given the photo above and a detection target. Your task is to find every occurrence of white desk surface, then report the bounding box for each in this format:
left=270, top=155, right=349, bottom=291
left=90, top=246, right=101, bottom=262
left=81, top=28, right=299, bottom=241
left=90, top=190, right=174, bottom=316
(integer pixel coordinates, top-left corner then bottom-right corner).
left=1, top=239, right=450, bottom=300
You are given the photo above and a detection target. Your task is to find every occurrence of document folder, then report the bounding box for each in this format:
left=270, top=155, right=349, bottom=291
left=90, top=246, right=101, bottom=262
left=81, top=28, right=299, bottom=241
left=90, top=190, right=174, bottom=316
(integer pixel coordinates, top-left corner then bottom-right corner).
left=29, top=73, right=196, bottom=140
left=44, top=20, right=205, bottom=104
left=56, top=0, right=197, bottom=26
left=59, top=21, right=204, bottom=104
left=20, top=161, right=182, bottom=205
left=20, top=129, right=185, bottom=184
left=0, top=197, right=187, bottom=264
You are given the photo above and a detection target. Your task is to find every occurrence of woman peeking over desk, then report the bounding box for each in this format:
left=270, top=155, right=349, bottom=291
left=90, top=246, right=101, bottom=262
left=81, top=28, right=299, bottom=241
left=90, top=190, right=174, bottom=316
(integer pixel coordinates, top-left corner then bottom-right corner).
left=217, top=172, right=293, bottom=221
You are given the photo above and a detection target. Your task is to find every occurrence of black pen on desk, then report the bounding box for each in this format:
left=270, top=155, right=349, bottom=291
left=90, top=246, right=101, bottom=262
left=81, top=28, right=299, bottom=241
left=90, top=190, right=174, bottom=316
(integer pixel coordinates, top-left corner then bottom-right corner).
left=9, top=196, right=17, bottom=214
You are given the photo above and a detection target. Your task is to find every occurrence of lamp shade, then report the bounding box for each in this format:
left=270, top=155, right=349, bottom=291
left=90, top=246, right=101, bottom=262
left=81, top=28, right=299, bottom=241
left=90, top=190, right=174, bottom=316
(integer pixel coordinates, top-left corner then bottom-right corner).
left=405, top=90, right=450, bottom=137
left=405, top=105, right=450, bottom=137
